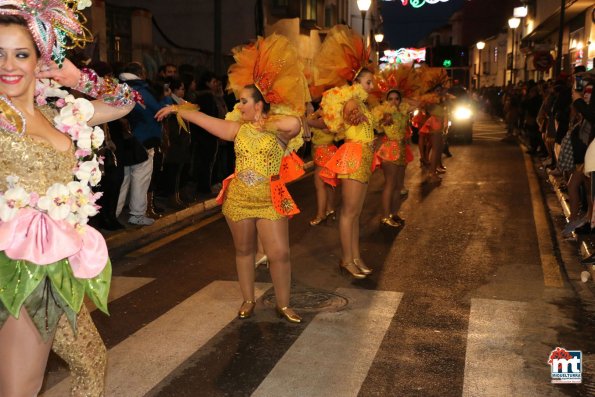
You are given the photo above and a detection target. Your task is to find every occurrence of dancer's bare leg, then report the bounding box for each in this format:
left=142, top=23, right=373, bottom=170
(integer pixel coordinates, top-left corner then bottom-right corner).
left=382, top=162, right=398, bottom=217
left=340, top=179, right=368, bottom=264
left=256, top=218, right=291, bottom=308
left=430, top=132, right=443, bottom=174
left=52, top=306, right=107, bottom=397
left=325, top=183, right=336, bottom=214
left=0, top=308, right=54, bottom=397
left=226, top=217, right=258, bottom=304
left=313, top=167, right=328, bottom=219
left=393, top=165, right=406, bottom=214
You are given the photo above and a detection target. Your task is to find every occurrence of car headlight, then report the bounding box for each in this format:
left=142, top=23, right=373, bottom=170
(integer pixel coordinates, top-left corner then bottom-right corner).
left=453, top=106, right=472, bottom=120
left=413, top=109, right=419, bottom=116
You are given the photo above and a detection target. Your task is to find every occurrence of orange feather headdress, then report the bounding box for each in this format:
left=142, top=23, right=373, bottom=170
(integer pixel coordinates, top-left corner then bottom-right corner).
left=376, top=64, right=420, bottom=99
left=417, top=65, right=449, bottom=94
left=314, top=25, right=374, bottom=88
left=227, top=33, right=309, bottom=114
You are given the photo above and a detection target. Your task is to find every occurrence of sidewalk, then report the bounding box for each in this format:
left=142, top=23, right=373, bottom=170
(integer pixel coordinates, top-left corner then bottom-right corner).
left=102, top=160, right=314, bottom=258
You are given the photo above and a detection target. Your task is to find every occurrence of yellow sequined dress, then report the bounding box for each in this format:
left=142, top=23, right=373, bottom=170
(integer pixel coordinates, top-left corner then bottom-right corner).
left=336, top=102, right=375, bottom=183
left=222, top=122, right=287, bottom=221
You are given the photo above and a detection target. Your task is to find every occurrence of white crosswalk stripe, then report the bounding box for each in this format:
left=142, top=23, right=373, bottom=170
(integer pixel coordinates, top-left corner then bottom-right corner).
left=252, top=289, right=403, bottom=397
left=463, top=298, right=567, bottom=397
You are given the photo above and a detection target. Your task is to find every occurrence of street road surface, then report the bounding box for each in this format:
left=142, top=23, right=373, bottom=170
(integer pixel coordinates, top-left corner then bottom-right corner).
left=41, top=116, right=595, bottom=397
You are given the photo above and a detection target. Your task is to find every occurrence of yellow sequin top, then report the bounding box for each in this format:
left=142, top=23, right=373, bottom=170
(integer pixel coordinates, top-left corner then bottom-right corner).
left=222, top=121, right=286, bottom=222
left=311, top=127, right=335, bottom=146
left=344, top=102, right=374, bottom=144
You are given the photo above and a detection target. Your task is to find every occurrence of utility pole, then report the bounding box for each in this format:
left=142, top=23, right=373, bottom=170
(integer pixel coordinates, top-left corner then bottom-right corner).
left=555, top=0, right=565, bottom=76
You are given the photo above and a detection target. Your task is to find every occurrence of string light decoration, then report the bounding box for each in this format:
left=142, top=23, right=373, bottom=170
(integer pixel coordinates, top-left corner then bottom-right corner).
left=400, top=0, right=450, bottom=7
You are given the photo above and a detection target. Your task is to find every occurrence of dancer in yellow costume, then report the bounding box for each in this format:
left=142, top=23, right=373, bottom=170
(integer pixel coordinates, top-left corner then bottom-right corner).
left=0, top=1, right=137, bottom=395
left=308, top=25, right=376, bottom=279
left=373, top=64, right=418, bottom=227
left=157, top=34, right=308, bottom=323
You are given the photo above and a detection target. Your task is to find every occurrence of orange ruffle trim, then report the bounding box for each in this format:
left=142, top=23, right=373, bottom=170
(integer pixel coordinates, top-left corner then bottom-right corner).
left=314, top=144, right=338, bottom=167
left=280, top=151, right=305, bottom=183
left=419, top=115, right=444, bottom=134
left=320, top=141, right=363, bottom=185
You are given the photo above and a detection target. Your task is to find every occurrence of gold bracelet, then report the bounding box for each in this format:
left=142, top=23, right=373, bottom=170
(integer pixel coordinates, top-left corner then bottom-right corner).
left=171, top=105, right=179, bottom=114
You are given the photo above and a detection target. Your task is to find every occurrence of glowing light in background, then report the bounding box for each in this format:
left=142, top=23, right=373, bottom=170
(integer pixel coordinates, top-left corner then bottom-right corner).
left=380, top=48, right=427, bottom=64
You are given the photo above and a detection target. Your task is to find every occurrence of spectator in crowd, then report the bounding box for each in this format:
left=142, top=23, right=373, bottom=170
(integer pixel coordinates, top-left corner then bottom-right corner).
left=564, top=70, right=595, bottom=237
left=117, top=62, right=164, bottom=225
left=503, top=84, right=521, bottom=142
left=192, top=71, right=227, bottom=196
left=157, top=63, right=177, bottom=81
left=162, top=77, right=192, bottom=209
left=521, top=80, right=544, bottom=155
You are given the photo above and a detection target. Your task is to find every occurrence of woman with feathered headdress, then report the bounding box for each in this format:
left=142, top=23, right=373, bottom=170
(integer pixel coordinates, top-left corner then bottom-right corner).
left=373, top=64, right=418, bottom=228
left=0, top=1, right=139, bottom=394
left=304, top=63, right=338, bottom=226
left=157, top=33, right=308, bottom=324
left=416, top=65, right=450, bottom=182
left=308, top=25, right=376, bottom=279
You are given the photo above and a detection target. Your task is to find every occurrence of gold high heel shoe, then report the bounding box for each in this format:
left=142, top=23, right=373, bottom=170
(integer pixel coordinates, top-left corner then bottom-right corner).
left=254, top=255, right=269, bottom=269
left=309, top=214, right=328, bottom=226
left=381, top=217, right=401, bottom=228
left=238, top=300, right=256, bottom=319
left=339, top=261, right=366, bottom=279
left=325, top=210, right=336, bottom=220
left=276, top=306, right=302, bottom=323
left=353, top=258, right=372, bottom=275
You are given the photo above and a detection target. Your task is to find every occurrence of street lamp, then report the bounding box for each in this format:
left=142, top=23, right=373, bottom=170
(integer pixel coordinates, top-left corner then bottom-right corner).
left=508, top=17, right=520, bottom=85
left=476, top=41, right=485, bottom=90
left=357, top=0, right=371, bottom=37
left=375, top=33, right=384, bottom=43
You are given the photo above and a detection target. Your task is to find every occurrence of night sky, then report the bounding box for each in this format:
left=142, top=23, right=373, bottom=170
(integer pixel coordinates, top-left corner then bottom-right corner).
left=380, top=0, right=466, bottom=49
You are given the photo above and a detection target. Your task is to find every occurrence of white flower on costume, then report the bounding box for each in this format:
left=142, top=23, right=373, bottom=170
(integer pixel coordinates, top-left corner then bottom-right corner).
left=67, top=181, right=98, bottom=219
left=75, top=160, right=101, bottom=186
left=37, top=184, right=71, bottom=220
left=6, top=175, right=19, bottom=188
left=59, top=96, right=95, bottom=126
left=0, top=186, right=30, bottom=221
left=75, top=125, right=94, bottom=149
left=91, top=126, right=105, bottom=149
left=77, top=0, right=92, bottom=10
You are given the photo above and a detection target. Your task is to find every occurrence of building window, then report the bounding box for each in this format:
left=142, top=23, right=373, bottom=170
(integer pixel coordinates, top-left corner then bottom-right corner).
left=106, top=5, right=132, bottom=65
left=302, top=0, right=317, bottom=20
left=325, top=5, right=336, bottom=27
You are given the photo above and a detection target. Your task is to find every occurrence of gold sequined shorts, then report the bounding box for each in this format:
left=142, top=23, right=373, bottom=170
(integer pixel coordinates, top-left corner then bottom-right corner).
left=337, top=143, right=374, bottom=183
left=222, top=178, right=283, bottom=222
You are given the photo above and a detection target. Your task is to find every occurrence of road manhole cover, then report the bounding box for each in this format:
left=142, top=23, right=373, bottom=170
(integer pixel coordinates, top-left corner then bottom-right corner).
left=263, top=288, right=348, bottom=313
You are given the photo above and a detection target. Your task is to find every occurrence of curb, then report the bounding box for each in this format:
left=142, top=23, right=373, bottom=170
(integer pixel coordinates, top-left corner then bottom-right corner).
left=545, top=170, right=595, bottom=284
left=105, top=160, right=315, bottom=257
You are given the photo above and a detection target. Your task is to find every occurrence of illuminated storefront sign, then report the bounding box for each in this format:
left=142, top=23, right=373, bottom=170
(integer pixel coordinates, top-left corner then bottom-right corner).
left=380, top=48, right=426, bottom=64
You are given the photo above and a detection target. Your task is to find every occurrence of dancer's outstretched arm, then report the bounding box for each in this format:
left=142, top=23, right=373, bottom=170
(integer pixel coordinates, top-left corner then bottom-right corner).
left=155, top=105, right=240, bottom=141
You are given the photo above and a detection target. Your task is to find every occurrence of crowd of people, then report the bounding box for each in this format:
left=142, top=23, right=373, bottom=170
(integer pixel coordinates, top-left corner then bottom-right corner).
left=87, top=59, right=237, bottom=230
left=477, top=67, right=595, bottom=262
